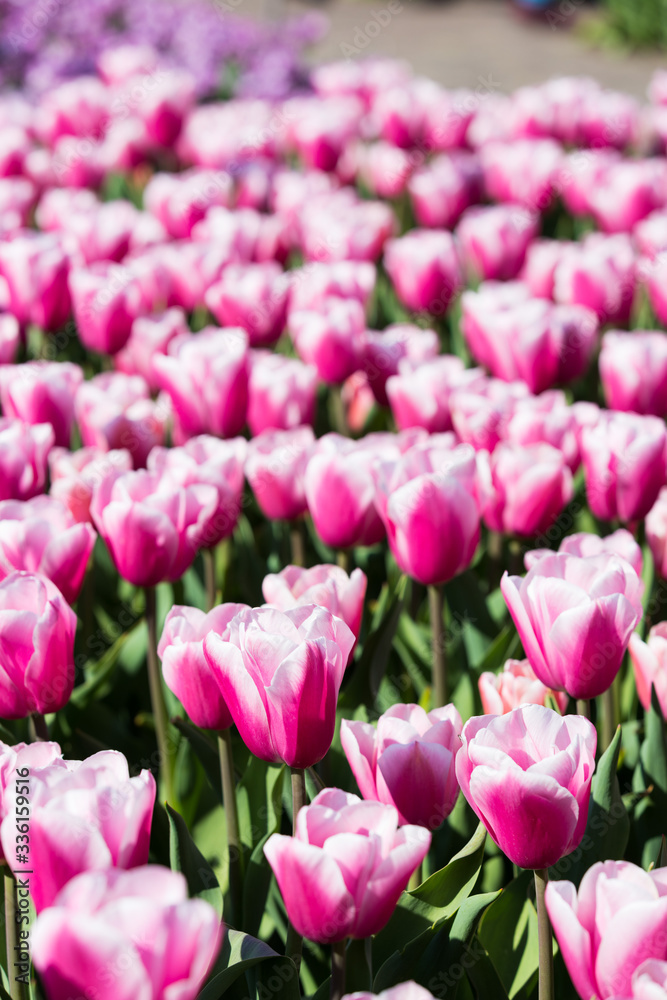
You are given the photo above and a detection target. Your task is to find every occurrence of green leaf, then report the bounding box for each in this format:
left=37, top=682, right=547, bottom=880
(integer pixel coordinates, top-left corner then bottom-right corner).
left=550, top=724, right=629, bottom=884
left=197, top=930, right=285, bottom=1000
left=410, top=822, right=487, bottom=913
left=70, top=627, right=132, bottom=708
left=477, top=871, right=540, bottom=1000
left=340, top=576, right=407, bottom=709
left=172, top=719, right=222, bottom=801
left=167, top=805, right=223, bottom=917
left=237, top=758, right=285, bottom=852
left=242, top=767, right=285, bottom=938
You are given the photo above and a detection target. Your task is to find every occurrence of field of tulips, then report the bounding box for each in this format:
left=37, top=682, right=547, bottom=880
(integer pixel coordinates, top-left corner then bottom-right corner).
left=3, top=37, right=667, bottom=1000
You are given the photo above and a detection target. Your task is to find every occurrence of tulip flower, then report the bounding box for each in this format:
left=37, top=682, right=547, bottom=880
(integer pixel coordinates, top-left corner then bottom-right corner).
left=505, top=390, right=581, bottom=472
left=628, top=624, right=667, bottom=718
left=456, top=704, right=596, bottom=870
left=263, top=787, right=431, bottom=942
left=206, top=262, right=291, bottom=347
left=362, top=325, right=440, bottom=407
left=0, top=418, right=54, bottom=501
left=408, top=151, right=482, bottom=229
left=49, top=446, right=133, bottom=523
left=1, top=748, right=155, bottom=911
left=153, top=327, right=249, bottom=443
left=553, top=232, right=636, bottom=326
left=0, top=232, right=71, bottom=332
left=476, top=442, right=574, bottom=538
left=247, top=351, right=318, bottom=436
left=75, top=372, right=169, bottom=469
left=450, top=377, right=530, bottom=453
left=115, top=308, right=189, bottom=391
left=263, top=563, right=367, bottom=640
left=31, top=866, right=222, bottom=1000
left=0, top=571, right=77, bottom=720
left=203, top=605, right=355, bottom=769
left=290, top=297, right=365, bottom=385
left=288, top=260, right=376, bottom=315
left=90, top=468, right=218, bottom=587
left=383, top=229, right=463, bottom=315
left=386, top=356, right=483, bottom=435
left=143, top=167, right=233, bottom=239
left=69, top=261, right=145, bottom=355
left=647, top=488, right=667, bottom=580
left=599, top=329, right=667, bottom=417
left=0, top=496, right=95, bottom=604
left=520, top=238, right=572, bottom=300
left=545, top=860, right=667, bottom=1000
left=643, top=254, right=667, bottom=328
left=245, top=426, right=315, bottom=523
left=479, top=659, right=569, bottom=715
left=501, top=552, right=643, bottom=699
left=0, top=314, right=19, bottom=365
left=525, top=528, right=643, bottom=577
left=298, top=193, right=394, bottom=262
left=0, top=360, right=83, bottom=448
left=456, top=205, right=539, bottom=281
left=579, top=410, right=667, bottom=523
left=341, top=703, right=462, bottom=828
left=343, top=984, right=437, bottom=1000
left=480, top=137, right=563, bottom=210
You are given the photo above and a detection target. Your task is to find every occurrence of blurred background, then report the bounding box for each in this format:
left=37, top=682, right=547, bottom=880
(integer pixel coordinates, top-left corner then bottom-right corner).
left=0, top=0, right=664, bottom=102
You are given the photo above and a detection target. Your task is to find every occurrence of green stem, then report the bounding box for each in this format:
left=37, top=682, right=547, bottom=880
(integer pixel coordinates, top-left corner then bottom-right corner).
left=337, top=550, right=350, bottom=573
left=4, top=869, right=30, bottom=1000
left=330, top=939, right=347, bottom=1000
left=428, top=584, right=447, bottom=708
left=290, top=521, right=306, bottom=568
left=576, top=699, right=590, bottom=720
left=285, top=768, right=307, bottom=966
left=145, top=587, right=175, bottom=806
left=203, top=548, right=217, bottom=612
left=29, top=713, right=48, bottom=742
left=600, top=684, right=616, bottom=752
left=219, top=730, right=242, bottom=927
left=534, top=868, right=554, bottom=1000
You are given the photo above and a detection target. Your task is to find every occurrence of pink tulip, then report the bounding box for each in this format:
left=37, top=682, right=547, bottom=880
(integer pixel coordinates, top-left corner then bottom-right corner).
left=341, top=703, right=462, bottom=828
left=75, top=372, right=168, bottom=469
left=139, top=68, right=196, bottom=146
left=481, top=138, right=564, bottom=210
left=0, top=177, right=37, bottom=233
left=545, top=860, right=667, bottom=1000
left=449, top=378, right=530, bottom=453
left=580, top=410, right=667, bottom=523
left=586, top=158, right=665, bottom=234
left=628, top=624, right=667, bottom=718
left=0, top=233, right=71, bottom=331
left=31, top=866, right=222, bottom=1000
left=375, top=444, right=480, bottom=585
left=647, top=488, right=667, bottom=580
left=115, top=308, right=189, bottom=391
left=153, top=327, right=249, bottom=443
left=143, top=167, right=233, bottom=239
left=262, top=563, right=367, bottom=639
left=90, top=468, right=218, bottom=587
left=408, top=151, right=482, bottom=230
left=634, top=209, right=667, bottom=259
left=56, top=199, right=142, bottom=265
left=37, top=76, right=109, bottom=143
left=643, top=253, right=667, bottom=328
left=352, top=141, right=414, bottom=200
left=457, top=705, right=596, bottom=869
left=525, top=528, right=643, bottom=578
left=0, top=314, right=19, bottom=364
left=1, top=748, right=155, bottom=911
left=204, top=605, right=354, bottom=768
left=477, top=442, right=573, bottom=538
left=520, top=238, right=573, bottom=300
left=479, top=659, right=569, bottom=715
left=456, top=205, right=539, bottom=281
left=0, top=125, right=30, bottom=180
left=386, top=356, right=483, bottom=435
left=501, top=552, right=643, bottom=699
left=599, top=330, right=667, bottom=417
left=0, top=571, right=77, bottom=720
left=305, top=434, right=392, bottom=549
left=288, top=260, right=376, bottom=315
left=0, top=496, right=95, bottom=603
left=383, top=230, right=463, bottom=315
left=49, top=446, right=133, bottom=524
left=504, top=391, right=581, bottom=472
left=290, top=298, right=365, bottom=385
left=69, top=262, right=145, bottom=355
left=284, top=95, right=362, bottom=171
left=205, top=263, right=290, bottom=348
left=343, top=984, right=436, bottom=1000
left=0, top=361, right=83, bottom=448
left=297, top=193, right=394, bottom=263
left=553, top=233, right=636, bottom=326
left=342, top=371, right=376, bottom=432
left=245, top=426, right=314, bottom=522
left=264, top=787, right=430, bottom=941
left=158, top=603, right=249, bottom=730
left=147, top=436, right=246, bottom=548
left=246, top=351, right=317, bottom=438
left=0, top=418, right=54, bottom=501
left=0, top=740, right=71, bottom=858
left=362, top=325, right=440, bottom=407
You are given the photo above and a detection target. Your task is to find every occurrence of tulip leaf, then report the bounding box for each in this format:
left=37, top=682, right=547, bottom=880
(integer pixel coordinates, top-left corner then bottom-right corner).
left=167, top=804, right=223, bottom=917
left=549, top=724, right=629, bottom=884
left=242, top=769, right=286, bottom=938
left=477, top=871, right=541, bottom=1000
left=69, top=627, right=133, bottom=708
left=171, top=719, right=222, bottom=801
left=632, top=685, right=667, bottom=867
left=198, top=930, right=295, bottom=1000
left=409, top=821, right=487, bottom=912
left=340, top=575, right=407, bottom=709
left=237, top=758, right=285, bottom=852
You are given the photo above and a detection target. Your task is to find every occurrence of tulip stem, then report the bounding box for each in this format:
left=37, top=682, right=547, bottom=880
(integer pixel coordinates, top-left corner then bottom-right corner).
left=330, top=939, right=347, bottom=1000
left=145, top=587, right=175, bottom=807
left=337, top=550, right=350, bottom=573
left=428, top=584, right=447, bottom=708
left=29, top=713, right=48, bottom=742
left=534, top=868, right=554, bottom=1000
left=218, top=730, right=243, bottom=927
left=576, top=699, right=590, bottom=720
left=4, top=868, right=30, bottom=1000
left=285, top=768, right=307, bottom=968
left=601, top=685, right=616, bottom=752
left=290, top=521, right=306, bottom=568
left=203, top=548, right=217, bottom=612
